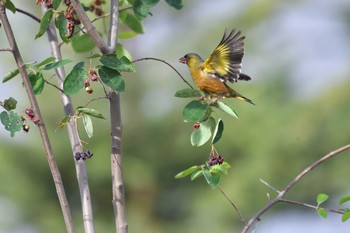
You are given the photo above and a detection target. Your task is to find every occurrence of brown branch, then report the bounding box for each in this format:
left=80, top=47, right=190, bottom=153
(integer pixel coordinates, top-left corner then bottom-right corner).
left=15, top=8, right=40, bottom=23
left=0, top=48, right=12, bottom=52
left=280, top=198, right=345, bottom=215
left=132, top=57, right=197, bottom=92
left=241, top=144, right=350, bottom=233
left=0, top=4, right=74, bottom=233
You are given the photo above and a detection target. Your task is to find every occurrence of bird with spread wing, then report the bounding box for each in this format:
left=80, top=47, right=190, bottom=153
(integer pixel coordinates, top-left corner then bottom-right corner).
left=179, top=29, right=254, bottom=105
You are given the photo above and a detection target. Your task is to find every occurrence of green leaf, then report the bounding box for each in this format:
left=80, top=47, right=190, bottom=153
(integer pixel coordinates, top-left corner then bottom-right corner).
left=203, top=169, right=220, bottom=189
left=191, top=170, right=204, bottom=180
left=35, top=8, right=54, bottom=39
left=76, top=107, right=106, bottom=119
left=213, top=101, right=239, bottom=118
left=209, top=163, right=230, bottom=175
left=191, top=117, right=215, bottom=147
left=34, top=57, right=56, bottom=70
left=133, top=0, right=156, bottom=20
left=165, top=0, right=183, bottom=9
left=86, top=54, right=101, bottom=59
left=4, top=0, right=16, bottom=13
left=100, top=54, right=135, bottom=72
left=339, top=195, right=350, bottom=206
left=116, top=43, right=133, bottom=61
left=316, top=193, right=329, bottom=206
left=175, top=88, right=201, bottom=98
left=52, top=0, right=62, bottom=9
left=29, top=72, right=45, bottom=95
left=63, top=66, right=88, bottom=95
left=2, top=68, right=20, bottom=83
left=43, top=59, right=72, bottom=70
left=212, top=118, right=223, bottom=144
left=98, top=66, right=125, bottom=92
left=118, top=30, right=140, bottom=40
left=55, top=14, right=71, bottom=43
left=183, top=100, right=209, bottom=122
left=71, top=34, right=96, bottom=53
left=3, top=97, right=17, bottom=111
left=174, top=165, right=202, bottom=179
left=82, top=114, right=93, bottom=138
left=317, top=208, right=328, bottom=219
left=0, top=110, right=22, bottom=137
left=342, top=210, right=350, bottom=222
left=123, top=12, right=144, bottom=34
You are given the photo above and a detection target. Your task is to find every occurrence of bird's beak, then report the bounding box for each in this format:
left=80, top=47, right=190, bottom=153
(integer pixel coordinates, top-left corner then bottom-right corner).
left=179, top=57, right=187, bottom=64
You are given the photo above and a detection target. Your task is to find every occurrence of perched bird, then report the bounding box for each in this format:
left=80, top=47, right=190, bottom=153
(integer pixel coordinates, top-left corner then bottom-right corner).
left=179, top=29, right=254, bottom=105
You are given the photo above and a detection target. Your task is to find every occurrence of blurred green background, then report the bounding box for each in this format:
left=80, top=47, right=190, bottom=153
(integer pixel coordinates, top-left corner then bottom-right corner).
left=0, top=0, right=350, bottom=233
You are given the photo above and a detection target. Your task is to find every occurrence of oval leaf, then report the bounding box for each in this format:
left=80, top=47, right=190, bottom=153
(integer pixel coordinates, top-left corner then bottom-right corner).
left=317, top=208, right=328, bottom=219
left=317, top=193, right=329, bottom=206
left=98, top=66, right=125, bottom=92
left=71, top=34, right=96, bottom=53
left=175, top=165, right=202, bottom=179
left=203, top=169, right=220, bottom=189
left=339, top=195, right=350, bottom=206
left=191, top=170, right=204, bottom=180
left=34, top=57, right=56, bottom=70
left=212, top=118, right=224, bottom=144
left=55, top=14, right=71, bottom=43
left=76, top=107, right=105, bottom=119
left=63, top=66, right=88, bottom=95
left=82, top=114, right=93, bottom=138
left=175, top=88, right=200, bottom=98
left=2, top=69, right=20, bottom=83
left=191, top=117, right=215, bottom=147
left=35, top=8, right=54, bottom=39
left=342, top=210, right=350, bottom=222
left=29, top=72, right=45, bottom=95
left=183, top=100, right=209, bottom=122
left=213, top=101, right=239, bottom=118
left=43, top=59, right=72, bottom=70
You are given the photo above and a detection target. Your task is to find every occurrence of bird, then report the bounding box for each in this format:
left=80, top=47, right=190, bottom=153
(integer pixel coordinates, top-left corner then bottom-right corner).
left=179, top=29, right=254, bottom=105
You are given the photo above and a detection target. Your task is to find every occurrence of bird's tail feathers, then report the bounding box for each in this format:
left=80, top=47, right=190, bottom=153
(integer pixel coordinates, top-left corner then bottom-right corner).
left=236, top=94, right=255, bottom=105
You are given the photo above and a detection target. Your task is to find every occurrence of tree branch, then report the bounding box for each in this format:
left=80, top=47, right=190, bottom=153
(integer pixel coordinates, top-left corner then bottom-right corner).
left=132, top=57, right=197, bottom=91
left=0, top=4, right=74, bottom=233
left=241, top=144, right=350, bottom=233
left=41, top=4, right=96, bottom=233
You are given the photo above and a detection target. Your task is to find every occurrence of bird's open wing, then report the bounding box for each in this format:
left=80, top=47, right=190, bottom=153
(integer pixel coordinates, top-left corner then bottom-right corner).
left=203, top=29, right=250, bottom=83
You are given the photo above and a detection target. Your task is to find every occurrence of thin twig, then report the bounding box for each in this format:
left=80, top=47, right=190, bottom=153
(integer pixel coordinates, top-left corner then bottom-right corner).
left=280, top=198, right=345, bottom=215
left=44, top=78, right=64, bottom=92
left=259, top=179, right=281, bottom=194
left=84, top=96, right=108, bottom=108
left=132, top=57, right=197, bottom=91
left=0, top=48, right=12, bottom=52
left=15, top=8, right=40, bottom=22
left=241, top=144, right=350, bottom=233
left=0, top=4, right=75, bottom=233
left=217, top=185, right=246, bottom=224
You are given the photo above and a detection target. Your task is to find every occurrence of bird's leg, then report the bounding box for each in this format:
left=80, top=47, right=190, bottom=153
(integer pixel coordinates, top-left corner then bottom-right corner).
left=209, top=96, right=223, bottom=105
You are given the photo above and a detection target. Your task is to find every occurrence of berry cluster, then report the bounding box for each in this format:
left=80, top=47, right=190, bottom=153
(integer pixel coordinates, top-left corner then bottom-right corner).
left=84, top=69, right=99, bottom=94
left=207, top=154, right=224, bottom=167
left=88, top=0, right=105, bottom=16
left=63, top=1, right=81, bottom=39
left=36, top=0, right=53, bottom=8
left=22, top=108, right=41, bottom=133
left=74, top=150, right=94, bottom=161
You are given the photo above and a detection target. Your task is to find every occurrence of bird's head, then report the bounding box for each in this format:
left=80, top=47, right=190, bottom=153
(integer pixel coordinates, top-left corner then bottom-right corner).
left=179, top=53, right=203, bottom=68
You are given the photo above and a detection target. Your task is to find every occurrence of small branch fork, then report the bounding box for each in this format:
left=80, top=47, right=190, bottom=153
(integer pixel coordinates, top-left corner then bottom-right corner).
left=241, top=144, right=350, bottom=233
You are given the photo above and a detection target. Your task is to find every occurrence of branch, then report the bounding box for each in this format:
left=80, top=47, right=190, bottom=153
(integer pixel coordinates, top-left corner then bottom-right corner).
left=241, top=144, right=350, bottom=233
left=280, top=198, right=345, bottom=215
left=41, top=4, right=96, bottom=233
left=16, top=7, right=40, bottom=22
left=132, top=57, right=197, bottom=91
left=217, top=185, right=246, bottom=224
left=0, top=48, right=12, bottom=52
left=0, top=4, right=74, bottom=233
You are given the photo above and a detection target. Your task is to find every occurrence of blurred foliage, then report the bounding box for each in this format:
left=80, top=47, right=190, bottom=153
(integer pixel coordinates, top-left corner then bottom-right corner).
left=1, top=1, right=350, bottom=233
